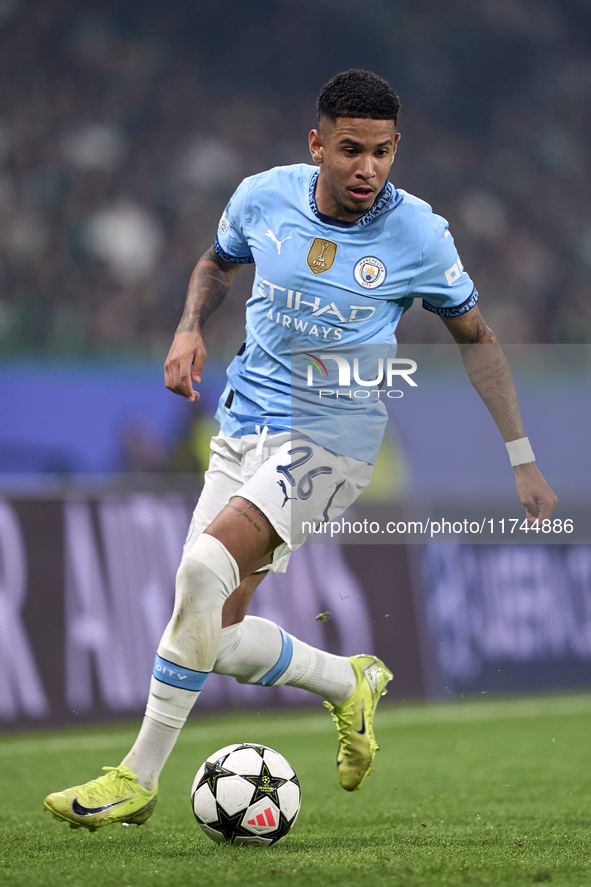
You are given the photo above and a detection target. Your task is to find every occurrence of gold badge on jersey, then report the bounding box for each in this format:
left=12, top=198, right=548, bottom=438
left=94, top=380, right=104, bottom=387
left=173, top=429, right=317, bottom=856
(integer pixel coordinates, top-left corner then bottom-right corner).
left=306, top=238, right=337, bottom=274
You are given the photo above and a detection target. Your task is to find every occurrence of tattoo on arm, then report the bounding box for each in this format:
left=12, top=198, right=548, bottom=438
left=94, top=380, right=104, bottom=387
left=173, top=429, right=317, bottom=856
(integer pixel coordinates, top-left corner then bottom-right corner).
left=440, top=307, right=525, bottom=440
left=462, top=307, right=497, bottom=344
left=442, top=306, right=498, bottom=345
left=461, top=345, right=526, bottom=441
left=175, top=247, right=235, bottom=335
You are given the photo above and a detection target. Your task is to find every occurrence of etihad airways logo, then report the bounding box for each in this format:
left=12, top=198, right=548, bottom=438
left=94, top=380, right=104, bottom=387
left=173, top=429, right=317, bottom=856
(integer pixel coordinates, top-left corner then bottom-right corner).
left=259, top=274, right=377, bottom=343
left=257, top=275, right=376, bottom=324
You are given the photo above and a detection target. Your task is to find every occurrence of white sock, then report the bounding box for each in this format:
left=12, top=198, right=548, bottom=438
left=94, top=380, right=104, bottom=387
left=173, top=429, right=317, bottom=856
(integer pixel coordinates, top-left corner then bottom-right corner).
left=214, top=616, right=356, bottom=705
left=123, top=534, right=239, bottom=788
left=121, top=716, right=180, bottom=791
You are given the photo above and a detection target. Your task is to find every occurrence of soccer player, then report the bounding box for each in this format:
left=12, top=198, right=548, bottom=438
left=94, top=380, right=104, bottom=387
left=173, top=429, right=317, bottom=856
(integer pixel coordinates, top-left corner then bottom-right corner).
left=44, top=69, right=557, bottom=832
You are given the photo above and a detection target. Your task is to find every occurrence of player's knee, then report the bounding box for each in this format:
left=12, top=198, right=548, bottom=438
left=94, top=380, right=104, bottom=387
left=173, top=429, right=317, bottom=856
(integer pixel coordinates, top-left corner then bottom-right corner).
left=175, top=555, right=200, bottom=595
left=175, top=533, right=240, bottom=605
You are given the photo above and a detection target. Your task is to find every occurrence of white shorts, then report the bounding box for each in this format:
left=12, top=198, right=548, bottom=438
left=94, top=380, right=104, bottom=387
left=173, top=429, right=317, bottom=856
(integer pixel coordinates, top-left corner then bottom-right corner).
left=185, top=430, right=373, bottom=573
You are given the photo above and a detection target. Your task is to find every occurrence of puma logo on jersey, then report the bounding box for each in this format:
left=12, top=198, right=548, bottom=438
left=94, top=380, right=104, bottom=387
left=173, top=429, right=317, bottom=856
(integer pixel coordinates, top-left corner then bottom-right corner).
left=265, top=228, right=291, bottom=255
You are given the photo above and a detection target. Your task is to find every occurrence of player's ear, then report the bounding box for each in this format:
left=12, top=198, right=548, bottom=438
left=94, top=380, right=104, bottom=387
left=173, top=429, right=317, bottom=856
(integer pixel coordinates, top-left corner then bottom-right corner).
left=391, top=131, right=401, bottom=165
left=309, top=129, right=324, bottom=164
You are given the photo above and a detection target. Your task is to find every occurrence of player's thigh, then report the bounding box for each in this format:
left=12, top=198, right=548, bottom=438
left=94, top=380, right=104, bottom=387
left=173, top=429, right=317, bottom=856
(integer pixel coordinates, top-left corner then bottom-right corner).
left=183, top=433, right=287, bottom=578
left=183, top=435, right=245, bottom=549
left=205, top=496, right=282, bottom=577
left=236, top=438, right=373, bottom=552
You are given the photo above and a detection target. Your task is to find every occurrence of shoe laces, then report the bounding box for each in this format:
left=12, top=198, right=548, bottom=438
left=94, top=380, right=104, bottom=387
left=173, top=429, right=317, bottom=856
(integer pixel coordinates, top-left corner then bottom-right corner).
left=323, top=701, right=354, bottom=755
left=79, top=765, right=138, bottom=805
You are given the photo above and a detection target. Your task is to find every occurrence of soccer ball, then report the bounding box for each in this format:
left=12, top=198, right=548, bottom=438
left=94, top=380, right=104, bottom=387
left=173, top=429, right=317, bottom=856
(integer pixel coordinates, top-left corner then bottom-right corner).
left=191, top=743, right=301, bottom=846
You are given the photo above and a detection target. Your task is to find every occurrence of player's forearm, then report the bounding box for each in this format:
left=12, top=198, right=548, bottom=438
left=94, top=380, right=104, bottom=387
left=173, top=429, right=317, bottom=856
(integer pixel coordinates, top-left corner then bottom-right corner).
left=460, top=342, right=526, bottom=443
left=443, top=306, right=526, bottom=442
left=175, top=247, right=235, bottom=335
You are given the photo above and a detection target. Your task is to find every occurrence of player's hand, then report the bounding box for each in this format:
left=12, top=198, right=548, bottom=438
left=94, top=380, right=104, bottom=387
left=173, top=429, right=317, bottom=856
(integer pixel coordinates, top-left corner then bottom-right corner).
left=164, top=331, right=207, bottom=402
left=514, top=462, right=558, bottom=523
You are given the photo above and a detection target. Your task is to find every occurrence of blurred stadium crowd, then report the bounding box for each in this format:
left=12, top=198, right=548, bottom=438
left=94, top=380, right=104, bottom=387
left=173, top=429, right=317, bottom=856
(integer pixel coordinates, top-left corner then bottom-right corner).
left=1, top=0, right=591, bottom=362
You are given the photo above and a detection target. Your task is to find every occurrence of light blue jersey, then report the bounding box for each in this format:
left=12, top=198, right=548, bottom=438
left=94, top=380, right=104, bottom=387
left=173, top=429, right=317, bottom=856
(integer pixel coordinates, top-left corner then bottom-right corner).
left=214, top=163, right=477, bottom=463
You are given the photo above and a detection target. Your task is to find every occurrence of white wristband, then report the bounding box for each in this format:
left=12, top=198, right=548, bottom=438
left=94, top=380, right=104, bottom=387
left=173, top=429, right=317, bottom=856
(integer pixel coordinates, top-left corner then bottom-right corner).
left=506, top=437, right=535, bottom=467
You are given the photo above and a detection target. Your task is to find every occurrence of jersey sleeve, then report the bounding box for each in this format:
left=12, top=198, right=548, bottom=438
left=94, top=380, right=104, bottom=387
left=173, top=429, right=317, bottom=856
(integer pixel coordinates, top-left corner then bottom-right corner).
left=213, top=177, right=255, bottom=264
left=407, top=220, right=478, bottom=317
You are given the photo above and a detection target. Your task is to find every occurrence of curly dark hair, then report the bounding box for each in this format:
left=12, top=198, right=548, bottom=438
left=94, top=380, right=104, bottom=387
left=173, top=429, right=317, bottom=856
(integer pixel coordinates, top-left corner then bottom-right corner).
left=317, top=69, right=401, bottom=126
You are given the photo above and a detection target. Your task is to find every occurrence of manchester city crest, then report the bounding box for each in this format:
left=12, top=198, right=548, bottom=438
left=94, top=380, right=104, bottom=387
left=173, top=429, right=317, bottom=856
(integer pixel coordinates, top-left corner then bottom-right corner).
left=354, top=256, right=386, bottom=289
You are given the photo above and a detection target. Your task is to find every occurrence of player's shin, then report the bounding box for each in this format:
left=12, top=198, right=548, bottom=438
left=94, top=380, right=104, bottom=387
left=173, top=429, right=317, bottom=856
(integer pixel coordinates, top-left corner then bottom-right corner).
left=122, top=534, right=240, bottom=788
left=214, top=615, right=356, bottom=704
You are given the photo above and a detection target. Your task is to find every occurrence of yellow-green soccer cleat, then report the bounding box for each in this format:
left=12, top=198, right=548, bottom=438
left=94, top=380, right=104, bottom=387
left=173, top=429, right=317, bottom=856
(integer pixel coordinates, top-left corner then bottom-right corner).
left=43, top=765, right=157, bottom=833
left=324, top=654, right=393, bottom=792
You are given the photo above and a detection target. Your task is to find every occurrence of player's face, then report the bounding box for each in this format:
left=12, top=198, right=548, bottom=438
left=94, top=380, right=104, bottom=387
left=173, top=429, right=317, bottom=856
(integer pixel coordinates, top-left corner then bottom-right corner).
left=309, top=118, right=400, bottom=221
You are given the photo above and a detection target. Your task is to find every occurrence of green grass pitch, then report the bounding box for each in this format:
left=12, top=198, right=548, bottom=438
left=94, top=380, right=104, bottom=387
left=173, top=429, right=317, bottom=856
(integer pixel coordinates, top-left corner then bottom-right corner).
left=1, top=694, right=590, bottom=887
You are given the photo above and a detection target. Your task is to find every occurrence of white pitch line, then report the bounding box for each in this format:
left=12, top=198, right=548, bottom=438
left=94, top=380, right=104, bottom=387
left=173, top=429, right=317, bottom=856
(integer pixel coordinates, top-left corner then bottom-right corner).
left=1, top=695, right=590, bottom=758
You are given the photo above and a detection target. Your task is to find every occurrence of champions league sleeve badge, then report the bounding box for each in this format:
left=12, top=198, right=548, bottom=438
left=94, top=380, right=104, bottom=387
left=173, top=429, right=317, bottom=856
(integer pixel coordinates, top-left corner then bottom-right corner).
left=354, top=256, right=386, bottom=289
